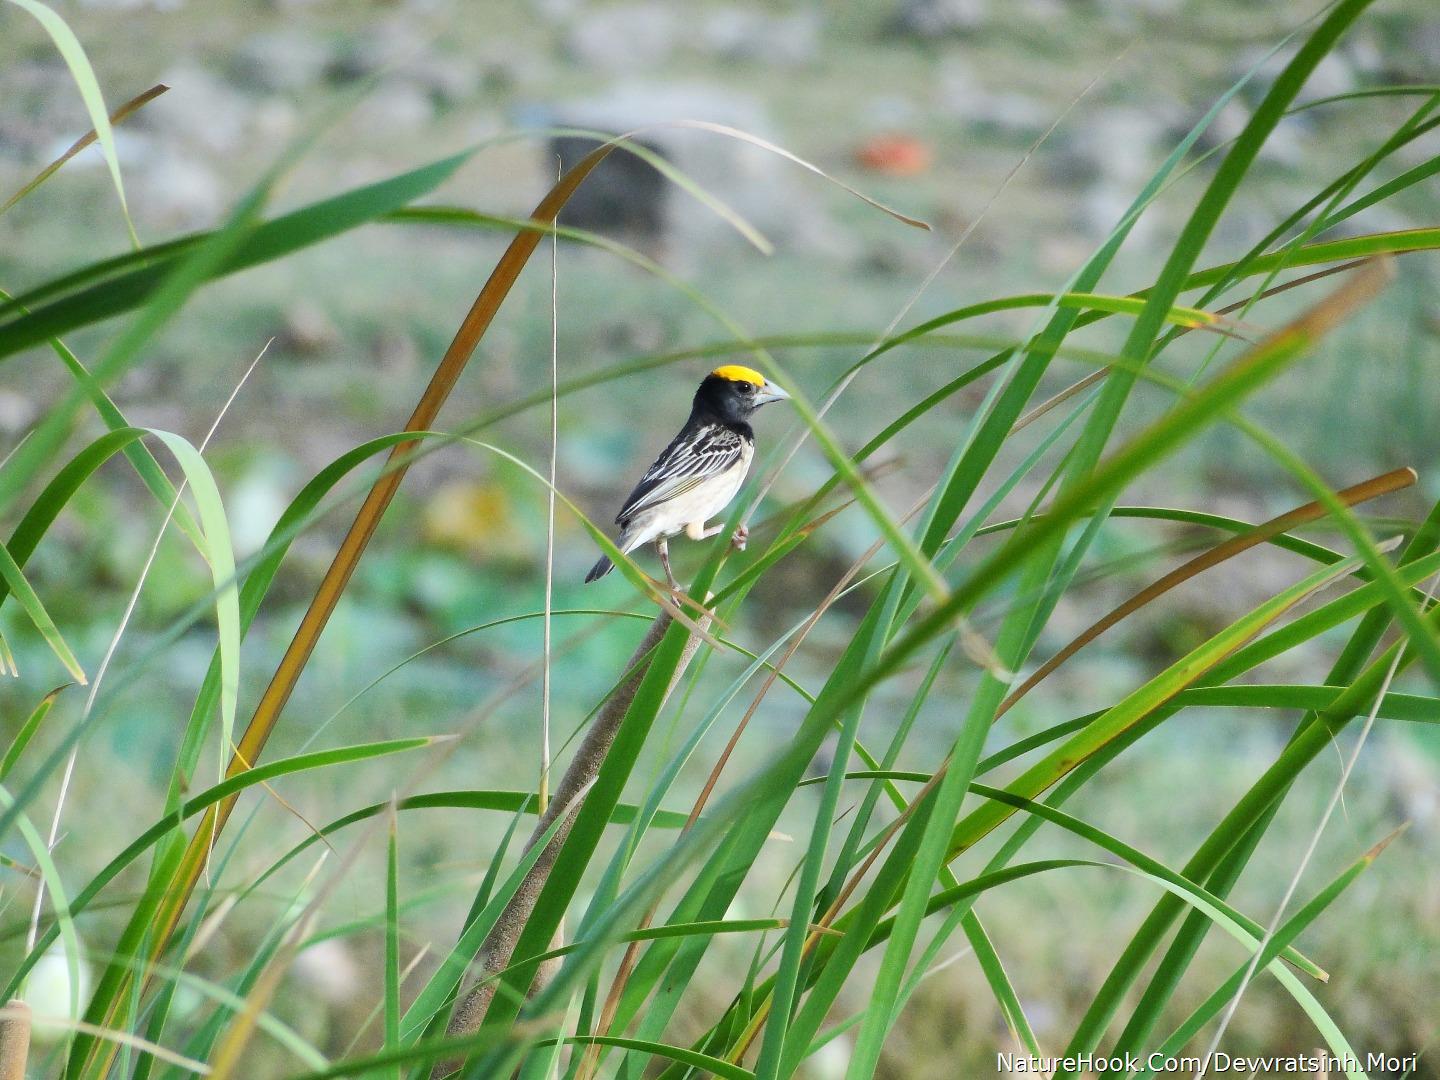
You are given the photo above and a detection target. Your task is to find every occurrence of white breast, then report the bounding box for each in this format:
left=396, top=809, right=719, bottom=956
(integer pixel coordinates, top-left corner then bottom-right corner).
left=620, top=441, right=753, bottom=548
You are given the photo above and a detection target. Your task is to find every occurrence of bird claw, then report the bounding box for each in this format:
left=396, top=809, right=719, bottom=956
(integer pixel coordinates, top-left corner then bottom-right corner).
left=730, top=524, right=749, bottom=552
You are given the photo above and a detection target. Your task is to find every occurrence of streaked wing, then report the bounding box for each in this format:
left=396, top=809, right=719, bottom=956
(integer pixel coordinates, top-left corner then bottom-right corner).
left=616, top=424, right=745, bottom=526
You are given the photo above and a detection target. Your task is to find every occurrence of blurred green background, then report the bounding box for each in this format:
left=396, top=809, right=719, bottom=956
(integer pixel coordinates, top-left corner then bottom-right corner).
left=1, top=0, right=1437, bottom=1074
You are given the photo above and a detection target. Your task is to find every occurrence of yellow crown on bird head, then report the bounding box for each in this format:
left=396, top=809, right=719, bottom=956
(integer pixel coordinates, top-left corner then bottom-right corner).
left=709, top=364, right=767, bottom=387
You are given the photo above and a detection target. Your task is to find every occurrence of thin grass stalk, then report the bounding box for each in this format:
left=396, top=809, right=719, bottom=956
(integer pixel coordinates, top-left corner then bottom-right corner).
left=541, top=175, right=559, bottom=818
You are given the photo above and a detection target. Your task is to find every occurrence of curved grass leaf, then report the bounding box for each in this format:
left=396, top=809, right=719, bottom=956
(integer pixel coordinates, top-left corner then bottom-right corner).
left=0, top=83, right=166, bottom=218
left=4, top=737, right=437, bottom=1001
left=1137, top=831, right=1398, bottom=1078
left=0, top=784, right=84, bottom=1031
left=3, top=0, right=135, bottom=240
left=0, top=684, right=68, bottom=782
left=0, top=539, right=87, bottom=684
left=144, top=430, right=240, bottom=782
left=0, top=286, right=203, bottom=552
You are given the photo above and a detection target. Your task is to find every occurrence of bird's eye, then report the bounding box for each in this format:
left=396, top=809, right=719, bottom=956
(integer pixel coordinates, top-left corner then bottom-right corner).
left=739, top=382, right=755, bottom=394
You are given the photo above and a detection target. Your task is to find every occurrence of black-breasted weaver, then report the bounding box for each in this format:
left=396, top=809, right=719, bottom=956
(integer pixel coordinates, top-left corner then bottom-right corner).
left=585, top=365, right=789, bottom=587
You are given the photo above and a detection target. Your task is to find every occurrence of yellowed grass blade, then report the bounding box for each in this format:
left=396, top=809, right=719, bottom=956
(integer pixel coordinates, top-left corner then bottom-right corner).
left=0, top=83, right=167, bottom=218
left=998, top=465, right=1417, bottom=716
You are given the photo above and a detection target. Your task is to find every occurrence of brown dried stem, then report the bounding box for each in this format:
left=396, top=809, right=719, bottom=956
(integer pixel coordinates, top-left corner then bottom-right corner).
left=0, top=1001, right=29, bottom=1080
left=438, top=607, right=709, bottom=1073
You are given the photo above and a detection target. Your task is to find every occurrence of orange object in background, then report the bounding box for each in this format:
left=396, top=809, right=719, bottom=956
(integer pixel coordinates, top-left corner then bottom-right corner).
left=854, top=133, right=933, bottom=175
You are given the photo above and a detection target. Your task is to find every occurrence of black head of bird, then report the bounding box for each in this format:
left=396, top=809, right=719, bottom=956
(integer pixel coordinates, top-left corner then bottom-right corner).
left=690, top=365, right=792, bottom=428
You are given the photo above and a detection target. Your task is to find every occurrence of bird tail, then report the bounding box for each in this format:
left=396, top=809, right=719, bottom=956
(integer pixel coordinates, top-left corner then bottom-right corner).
left=587, top=526, right=649, bottom=584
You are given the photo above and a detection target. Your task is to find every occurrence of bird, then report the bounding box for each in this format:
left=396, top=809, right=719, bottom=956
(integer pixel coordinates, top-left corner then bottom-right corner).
left=585, top=365, right=790, bottom=588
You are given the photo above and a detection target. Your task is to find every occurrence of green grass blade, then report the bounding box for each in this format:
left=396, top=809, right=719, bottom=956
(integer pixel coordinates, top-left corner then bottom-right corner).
left=1139, top=833, right=1397, bottom=1077
left=0, top=684, right=68, bottom=782
left=3, top=0, right=135, bottom=242
left=0, top=784, right=84, bottom=1034
left=145, top=430, right=240, bottom=783
left=0, top=538, right=87, bottom=684
left=3, top=737, right=438, bottom=1001
left=0, top=288, right=203, bottom=551
left=948, top=549, right=1376, bottom=861
left=0, top=148, right=472, bottom=365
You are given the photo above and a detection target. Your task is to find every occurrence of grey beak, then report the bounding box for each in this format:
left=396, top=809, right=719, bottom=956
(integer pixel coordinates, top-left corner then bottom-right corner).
left=756, top=384, right=790, bottom=406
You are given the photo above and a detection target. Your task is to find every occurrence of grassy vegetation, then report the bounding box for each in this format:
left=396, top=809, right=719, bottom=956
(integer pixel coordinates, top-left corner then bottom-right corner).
left=1, top=0, right=1439, bottom=1076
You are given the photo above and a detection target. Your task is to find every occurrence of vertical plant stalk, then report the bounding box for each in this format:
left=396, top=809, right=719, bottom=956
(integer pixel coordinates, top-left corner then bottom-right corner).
left=535, top=171, right=564, bottom=1025
left=440, top=609, right=708, bottom=1066
left=73, top=144, right=622, bottom=1079
left=0, top=1002, right=29, bottom=1080
left=541, top=180, right=560, bottom=816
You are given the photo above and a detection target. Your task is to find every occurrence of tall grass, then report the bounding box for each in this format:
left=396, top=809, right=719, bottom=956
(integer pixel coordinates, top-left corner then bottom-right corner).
left=1, top=0, right=1438, bottom=1076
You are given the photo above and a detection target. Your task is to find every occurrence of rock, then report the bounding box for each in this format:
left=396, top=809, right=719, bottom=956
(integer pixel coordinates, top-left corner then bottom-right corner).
left=146, top=65, right=253, bottom=154
left=563, top=3, right=678, bottom=72
left=698, top=8, right=821, bottom=66
left=22, top=943, right=92, bottom=1042
left=134, top=150, right=225, bottom=228
left=77, top=0, right=184, bottom=8
left=538, top=83, right=825, bottom=261
left=352, top=78, right=435, bottom=132
left=231, top=30, right=332, bottom=94
left=938, top=58, right=1050, bottom=139
left=277, top=301, right=341, bottom=355
left=0, top=390, right=38, bottom=435
left=227, top=457, right=292, bottom=559
left=549, top=131, right=670, bottom=247
left=887, top=0, right=988, bottom=40
left=294, top=939, right=361, bottom=1006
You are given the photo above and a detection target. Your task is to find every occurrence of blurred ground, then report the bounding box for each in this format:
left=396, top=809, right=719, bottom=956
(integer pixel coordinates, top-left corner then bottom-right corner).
left=1, top=0, right=1438, bottom=1075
